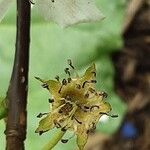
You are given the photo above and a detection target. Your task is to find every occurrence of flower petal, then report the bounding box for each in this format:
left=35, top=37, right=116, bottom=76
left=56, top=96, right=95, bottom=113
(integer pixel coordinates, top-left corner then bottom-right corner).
left=82, top=63, right=96, bottom=82
left=0, top=0, right=13, bottom=22
left=76, top=124, right=88, bottom=150
left=99, top=101, right=112, bottom=113
left=35, top=113, right=55, bottom=134
left=35, top=77, right=61, bottom=97
left=35, top=0, right=104, bottom=27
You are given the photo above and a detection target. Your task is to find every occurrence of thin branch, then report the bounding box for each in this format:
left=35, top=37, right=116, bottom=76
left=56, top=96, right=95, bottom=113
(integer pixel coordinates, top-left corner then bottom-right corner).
left=5, top=0, right=31, bottom=149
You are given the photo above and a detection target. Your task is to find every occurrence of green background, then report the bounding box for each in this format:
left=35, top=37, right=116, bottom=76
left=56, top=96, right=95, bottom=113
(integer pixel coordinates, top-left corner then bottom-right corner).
left=0, top=0, right=127, bottom=149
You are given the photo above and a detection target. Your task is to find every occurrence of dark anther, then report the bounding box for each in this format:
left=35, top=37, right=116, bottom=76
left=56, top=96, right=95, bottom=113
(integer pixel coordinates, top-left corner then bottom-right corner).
left=110, top=114, right=118, bottom=118
left=67, top=77, right=72, bottom=83
left=82, top=81, right=88, bottom=88
left=42, top=83, right=49, bottom=90
left=61, top=127, right=67, bottom=132
left=58, top=86, right=63, bottom=94
left=62, top=79, right=67, bottom=85
left=82, top=80, right=97, bottom=88
left=37, top=113, right=48, bottom=118
left=73, top=116, right=82, bottom=124
left=92, top=71, right=96, bottom=77
left=89, top=87, right=95, bottom=93
left=61, top=139, right=68, bottom=143
left=84, top=93, right=89, bottom=98
left=29, top=0, right=35, bottom=4
left=84, top=106, right=90, bottom=109
left=48, top=98, right=54, bottom=103
left=86, top=130, right=90, bottom=134
left=90, top=105, right=99, bottom=111
left=58, top=109, right=63, bottom=113
left=68, top=59, right=75, bottom=69
left=91, top=123, right=96, bottom=130
left=64, top=68, right=71, bottom=76
left=55, top=75, right=60, bottom=81
left=51, top=0, right=54, bottom=2
left=54, top=120, right=61, bottom=128
left=39, top=131, right=44, bottom=135
left=99, top=112, right=118, bottom=118
left=99, top=92, right=108, bottom=98
left=76, top=84, right=81, bottom=89
left=90, top=80, right=97, bottom=83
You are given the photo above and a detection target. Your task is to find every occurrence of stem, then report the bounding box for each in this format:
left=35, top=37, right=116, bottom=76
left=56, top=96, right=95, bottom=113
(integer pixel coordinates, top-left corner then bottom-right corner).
left=5, top=0, right=30, bottom=149
left=42, top=130, right=66, bottom=150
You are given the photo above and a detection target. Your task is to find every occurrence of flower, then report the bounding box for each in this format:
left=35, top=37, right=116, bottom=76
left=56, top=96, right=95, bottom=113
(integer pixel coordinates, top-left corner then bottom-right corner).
left=35, top=0, right=104, bottom=27
left=0, top=0, right=104, bottom=27
left=35, top=60, right=112, bottom=150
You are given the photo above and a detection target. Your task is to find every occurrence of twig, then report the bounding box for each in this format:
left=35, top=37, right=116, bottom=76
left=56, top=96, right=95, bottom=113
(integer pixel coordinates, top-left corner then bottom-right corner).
left=5, top=0, right=31, bottom=149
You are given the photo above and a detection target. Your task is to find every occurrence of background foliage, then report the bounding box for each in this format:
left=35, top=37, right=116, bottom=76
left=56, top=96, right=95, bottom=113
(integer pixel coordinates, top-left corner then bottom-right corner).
left=0, top=0, right=127, bottom=149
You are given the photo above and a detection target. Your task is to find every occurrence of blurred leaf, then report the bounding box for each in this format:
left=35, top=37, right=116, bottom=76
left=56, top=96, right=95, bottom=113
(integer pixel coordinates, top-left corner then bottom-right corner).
left=0, top=97, right=7, bottom=120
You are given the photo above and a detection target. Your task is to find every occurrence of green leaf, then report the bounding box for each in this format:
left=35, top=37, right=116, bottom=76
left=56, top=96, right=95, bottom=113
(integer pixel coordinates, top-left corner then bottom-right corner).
left=0, top=97, right=7, bottom=120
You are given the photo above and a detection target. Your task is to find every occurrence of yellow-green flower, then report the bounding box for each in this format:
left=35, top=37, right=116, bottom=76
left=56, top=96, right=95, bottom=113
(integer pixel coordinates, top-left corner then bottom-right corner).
left=35, top=61, right=112, bottom=150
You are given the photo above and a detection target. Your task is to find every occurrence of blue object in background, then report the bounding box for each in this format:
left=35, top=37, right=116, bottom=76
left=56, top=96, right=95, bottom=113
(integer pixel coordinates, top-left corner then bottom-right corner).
left=121, top=122, right=138, bottom=139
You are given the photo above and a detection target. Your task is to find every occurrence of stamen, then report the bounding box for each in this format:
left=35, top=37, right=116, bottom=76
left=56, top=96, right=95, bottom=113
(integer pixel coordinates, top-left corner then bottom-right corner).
left=54, top=120, right=62, bottom=128
left=58, top=86, right=63, bottom=94
left=73, top=116, right=82, bottom=124
left=67, top=78, right=72, bottom=83
left=48, top=98, right=54, bottom=103
left=82, top=81, right=88, bottom=88
left=91, top=122, right=96, bottom=131
left=39, top=131, right=44, bottom=135
left=82, top=80, right=97, bottom=88
left=58, top=79, right=67, bottom=94
left=99, top=92, right=108, bottom=98
left=88, top=87, right=95, bottom=93
left=61, top=127, right=67, bottom=132
left=91, top=80, right=97, bottom=83
left=87, top=123, right=96, bottom=134
left=84, top=92, right=89, bottom=98
left=58, top=110, right=63, bottom=113
left=90, top=105, right=99, bottom=111
left=84, top=106, right=90, bottom=109
left=29, top=0, right=35, bottom=4
left=76, top=84, right=81, bottom=89
left=77, top=104, right=88, bottom=112
left=61, top=134, right=75, bottom=143
left=55, top=75, right=60, bottom=82
left=67, top=59, right=75, bottom=69
left=62, top=79, right=67, bottom=85
left=92, top=71, right=96, bottom=77
left=38, top=130, right=49, bottom=135
left=61, top=139, right=68, bottom=143
left=64, top=68, right=71, bottom=76
left=37, top=113, right=48, bottom=118
left=42, top=83, right=49, bottom=90
left=99, top=112, right=118, bottom=118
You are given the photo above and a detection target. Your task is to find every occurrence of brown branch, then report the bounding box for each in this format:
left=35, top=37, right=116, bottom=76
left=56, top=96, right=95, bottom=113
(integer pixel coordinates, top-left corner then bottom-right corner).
left=5, top=0, right=31, bottom=149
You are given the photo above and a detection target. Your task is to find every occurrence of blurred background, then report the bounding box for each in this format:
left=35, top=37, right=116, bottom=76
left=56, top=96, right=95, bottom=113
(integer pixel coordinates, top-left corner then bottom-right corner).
left=0, top=0, right=149, bottom=149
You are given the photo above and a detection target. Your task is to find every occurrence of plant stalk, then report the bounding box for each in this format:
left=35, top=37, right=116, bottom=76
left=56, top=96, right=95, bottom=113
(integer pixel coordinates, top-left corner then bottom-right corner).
left=5, top=0, right=31, bottom=149
left=42, top=130, right=66, bottom=150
